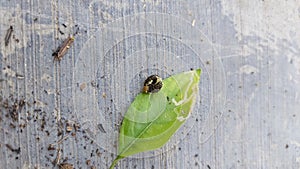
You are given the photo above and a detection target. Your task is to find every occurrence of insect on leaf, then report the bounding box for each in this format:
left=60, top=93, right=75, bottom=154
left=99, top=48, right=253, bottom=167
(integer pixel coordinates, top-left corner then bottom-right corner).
left=109, top=69, right=201, bottom=169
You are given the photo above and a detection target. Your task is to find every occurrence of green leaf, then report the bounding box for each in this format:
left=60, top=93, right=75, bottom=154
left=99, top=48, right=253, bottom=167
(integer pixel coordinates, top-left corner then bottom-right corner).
left=109, top=69, right=201, bottom=169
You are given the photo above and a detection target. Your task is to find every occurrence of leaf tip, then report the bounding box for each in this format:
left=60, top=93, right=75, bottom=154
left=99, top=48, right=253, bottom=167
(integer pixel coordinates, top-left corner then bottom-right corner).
left=195, top=68, right=201, bottom=76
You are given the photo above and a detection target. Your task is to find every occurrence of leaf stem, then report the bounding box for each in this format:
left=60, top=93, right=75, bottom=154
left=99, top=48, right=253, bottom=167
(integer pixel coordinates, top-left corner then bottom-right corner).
left=109, top=156, right=123, bottom=169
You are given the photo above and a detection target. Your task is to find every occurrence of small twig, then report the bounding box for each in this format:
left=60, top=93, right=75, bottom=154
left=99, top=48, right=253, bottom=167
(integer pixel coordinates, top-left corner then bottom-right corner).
left=5, top=144, right=21, bottom=154
left=53, top=147, right=61, bottom=165
left=57, top=135, right=69, bottom=145
left=52, top=36, right=75, bottom=61
left=16, top=73, right=25, bottom=79
left=58, top=163, right=74, bottom=169
left=48, top=135, right=69, bottom=148
left=97, top=123, right=106, bottom=133
left=5, top=26, right=13, bottom=46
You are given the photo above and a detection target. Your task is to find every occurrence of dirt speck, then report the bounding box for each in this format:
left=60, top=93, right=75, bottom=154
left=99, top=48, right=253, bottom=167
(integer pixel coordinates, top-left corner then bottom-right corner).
left=80, top=82, right=87, bottom=91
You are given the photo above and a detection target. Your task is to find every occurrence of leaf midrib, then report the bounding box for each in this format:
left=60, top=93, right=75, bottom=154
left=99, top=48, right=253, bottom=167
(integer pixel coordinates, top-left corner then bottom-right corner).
left=118, top=93, right=179, bottom=157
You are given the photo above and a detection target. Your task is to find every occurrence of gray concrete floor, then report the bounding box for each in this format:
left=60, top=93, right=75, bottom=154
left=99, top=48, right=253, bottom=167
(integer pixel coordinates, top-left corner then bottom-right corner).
left=0, top=1, right=299, bottom=169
